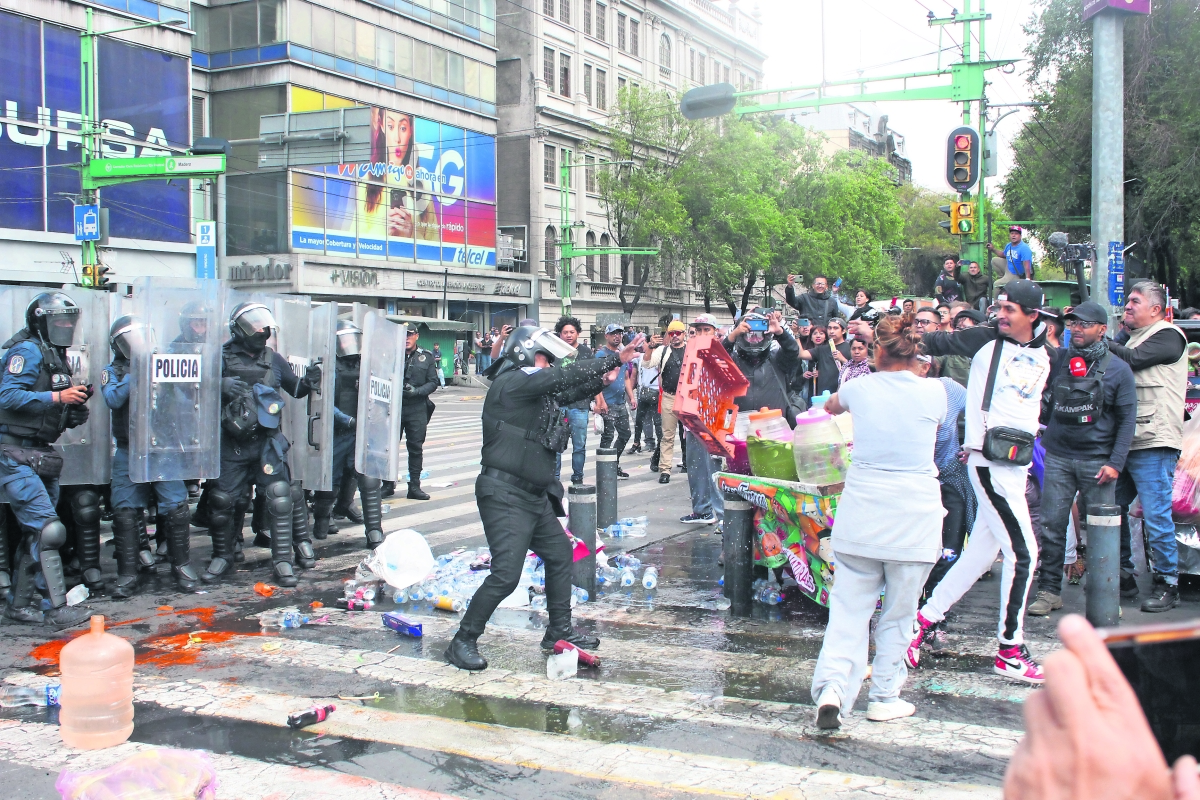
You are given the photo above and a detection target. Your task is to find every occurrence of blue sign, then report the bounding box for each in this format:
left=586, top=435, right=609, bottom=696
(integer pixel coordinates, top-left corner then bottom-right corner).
left=73, top=204, right=99, bottom=241
left=195, top=220, right=216, bottom=279
left=1108, top=240, right=1125, bottom=307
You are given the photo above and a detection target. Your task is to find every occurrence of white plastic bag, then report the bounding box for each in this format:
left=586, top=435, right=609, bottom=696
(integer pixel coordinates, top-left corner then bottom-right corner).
left=366, top=529, right=435, bottom=591
left=546, top=647, right=578, bottom=680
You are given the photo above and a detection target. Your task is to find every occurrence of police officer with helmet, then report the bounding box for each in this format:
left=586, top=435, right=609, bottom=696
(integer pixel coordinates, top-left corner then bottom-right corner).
left=203, top=302, right=321, bottom=587
left=445, top=325, right=645, bottom=671
left=0, top=292, right=93, bottom=627
left=102, top=315, right=199, bottom=597
left=309, top=319, right=386, bottom=549
left=381, top=327, right=440, bottom=500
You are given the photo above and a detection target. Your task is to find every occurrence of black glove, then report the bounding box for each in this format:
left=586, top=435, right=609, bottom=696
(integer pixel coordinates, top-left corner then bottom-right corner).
left=304, top=364, right=322, bottom=386
left=221, top=377, right=249, bottom=401
left=403, top=382, right=416, bottom=397
left=65, top=404, right=89, bottom=428
left=337, top=415, right=356, bottom=431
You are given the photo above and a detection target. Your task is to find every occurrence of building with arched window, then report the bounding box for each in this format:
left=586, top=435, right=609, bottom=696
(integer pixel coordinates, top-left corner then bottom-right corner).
left=496, top=0, right=764, bottom=341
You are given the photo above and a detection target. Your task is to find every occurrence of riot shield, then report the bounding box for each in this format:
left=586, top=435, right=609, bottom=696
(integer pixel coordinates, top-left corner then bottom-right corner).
left=281, top=300, right=336, bottom=492
left=354, top=312, right=406, bottom=481
left=127, top=278, right=222, bottom=483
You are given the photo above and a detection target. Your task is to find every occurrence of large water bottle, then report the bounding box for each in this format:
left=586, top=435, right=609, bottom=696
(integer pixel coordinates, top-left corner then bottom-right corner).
left=642, top=566, right=659, bottom=590
left=59, top=615, right=135, bottom=749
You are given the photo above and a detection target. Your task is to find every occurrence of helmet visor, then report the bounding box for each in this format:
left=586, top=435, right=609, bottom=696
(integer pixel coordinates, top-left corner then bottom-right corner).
left=530, top=329, right=577, bottom=362
left=45, top=308, right=80, bottom=347
left=336, top=329, right=362, bottom=358
left=113, top=322, right=152, bottom=360
left=233, top=305, right=276, bottom=338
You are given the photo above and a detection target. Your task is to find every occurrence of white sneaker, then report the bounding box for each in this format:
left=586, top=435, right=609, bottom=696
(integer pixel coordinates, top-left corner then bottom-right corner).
left=815, top=686, right=842, bottom=730
left=866, top=699, right=916, bottom=722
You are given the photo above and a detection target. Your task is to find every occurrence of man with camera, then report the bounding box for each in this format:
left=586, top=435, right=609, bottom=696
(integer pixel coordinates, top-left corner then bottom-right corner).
left=723, top=308, right=803, bottom=425
left=906, top=280, right=1052, bottom=684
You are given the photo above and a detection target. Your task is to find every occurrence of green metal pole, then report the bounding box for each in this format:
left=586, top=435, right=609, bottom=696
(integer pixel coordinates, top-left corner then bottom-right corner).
left=79, top=8, right=97, bottom=286
left=559, top=150, right=572, bottom=315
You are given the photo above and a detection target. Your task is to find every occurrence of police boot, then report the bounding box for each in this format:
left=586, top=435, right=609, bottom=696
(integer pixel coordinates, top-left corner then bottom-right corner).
left=291, top=481, right=316, bottom=569
left=332, top=475, right=363, bottom=524
left=251, top=489, right=271, bottom=549
left=201, top=490, right=236, bottom=584
left=109, top=507, right=141, bottom=600
left=154, top=510, right=171, bottom=565
left=311, top=491, right=337, bottom=540
left=357, top=476, right=385, bottom=550
left=70, top=490, right=104, bottom=592
left=38, top=519, right=90, bottom=628
left=541, top=621, right=601, bottom=651
left=232, top=501, right=248, bottom=564
left=407, top=482, right=430, bottom=501
left=3, top=550, right=43, bottom=624
left=0, top=509, right=13, bottom=594
left=380, top=480, right=396, bottom=499
left=135, top=510, right=156, bottom=573
left=265, top=480, right=297, bottom=588
left=165, top=504, right=199, bottom=592
left=444, top=630, right=487, bottom=671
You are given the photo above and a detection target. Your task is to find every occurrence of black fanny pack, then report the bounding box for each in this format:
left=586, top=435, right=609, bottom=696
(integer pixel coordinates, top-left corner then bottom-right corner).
left=980, top=340, right=1036, bottom=467
left=221, top=390, right=260, bottom=441
left=1051, top=353, right=1108, bottom=425
left=1, top=444, right=63, bottom=479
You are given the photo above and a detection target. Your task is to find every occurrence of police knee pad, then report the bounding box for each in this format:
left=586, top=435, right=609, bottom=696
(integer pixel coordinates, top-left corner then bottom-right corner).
left=290, top=481, right=304, bottom=504
left=38, top=518, right=68, bottom=551
left=70, top=490, right=101, bottom=527
left=265, top=480, right=292, bottom=517
left=357, top=476, right=381, bottom=493
left=208, top=490, right=235, bottom=527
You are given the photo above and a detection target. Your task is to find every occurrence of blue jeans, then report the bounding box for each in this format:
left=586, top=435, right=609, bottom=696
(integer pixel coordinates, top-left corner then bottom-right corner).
left=1117, top=447, right=1179, bottom=585
left=555, top=408, right=590, bottom=483
left=110, top=445, right=188, bottom=512
left=685, top=430, right=724, bottom=522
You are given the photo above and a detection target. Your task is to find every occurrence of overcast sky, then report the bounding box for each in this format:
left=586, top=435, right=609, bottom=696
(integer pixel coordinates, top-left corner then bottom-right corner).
left=754, top=0, right=1041, bottom=197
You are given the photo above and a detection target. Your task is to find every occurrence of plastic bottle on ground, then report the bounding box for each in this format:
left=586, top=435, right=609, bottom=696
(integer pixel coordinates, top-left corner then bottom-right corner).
left=596, top=566, right=620, bottom=586
left=572, top=586, right=589, bottom=604
left=530, top=594, right=548, bottom=610
left=614, top=554, right=641, bottom=570
left=65, top=585, right=88, bottom=606
left=59, top=616, right=135, bottom=749
left=0, top=684, right=60, bottom=707
left=642, top=566, right=659, bottom=590
left=619, top=567, right=636, bottom=588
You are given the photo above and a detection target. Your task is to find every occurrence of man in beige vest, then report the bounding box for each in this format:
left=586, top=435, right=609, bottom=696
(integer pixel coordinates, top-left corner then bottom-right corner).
left=1108, top=281, right=1188, bottom=612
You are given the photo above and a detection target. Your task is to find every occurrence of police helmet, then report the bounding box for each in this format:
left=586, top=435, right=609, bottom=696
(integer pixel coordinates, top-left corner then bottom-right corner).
left=179, top=301, right=210, bottom=342
left=335, top=319, right=363, bottom=358
left=26, top=292, right=81, bottom=348
left=228, top=301, right=276, bottom=351
left=734, top=310, right=773, bottom=357
left=109, top=315, right=153, bottom=360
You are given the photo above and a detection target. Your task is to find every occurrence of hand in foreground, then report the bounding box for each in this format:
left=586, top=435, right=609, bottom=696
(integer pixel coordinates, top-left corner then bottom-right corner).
left=1095, top=465, right=1119, bottom=485
left=619, top=333, right=646, bottom=363
left=1004, top=614, right=1200, bottom=800
left=58, top=385, right=89, bottom=405
left=768, top=311, right=784, bottom=335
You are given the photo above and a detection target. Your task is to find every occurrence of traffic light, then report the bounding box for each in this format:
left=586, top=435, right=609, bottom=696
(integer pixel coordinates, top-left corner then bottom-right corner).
left=939, top=205, right=953, bottom=234
left=94, top=263, right=111, bottom=287
left=951, top=201, right=975, bottom=235
left=81, top=265, right=94, bottom=288
left=945, top=126, right=980, bottom=192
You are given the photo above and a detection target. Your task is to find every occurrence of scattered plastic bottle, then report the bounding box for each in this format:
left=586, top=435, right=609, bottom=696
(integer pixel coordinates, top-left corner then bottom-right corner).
left=619, top=567, right=636, bottom=588
left=642, top=566, right=659, bottom=590
left=392, top=587, right=409, bottom=604
left=614, top=554, right=642, bottom=570
left=532, top=564, right=546, bottom=587
left=699, top=596, right=733, bottom=611
left=281, top=610, right=308, bottom=629
left=0, top=684, right=60, bottom=707
left=530, top=595, right=547, bottom=610
left=756, top=584, right=783, bottom=605
left=595, top=565, right=620, bottom=586
left=718, top=575, right=724, bottom=587
left=287, top=703, right=335, bottom=729
left=65, top=585, right=89, bottom=606
left=572, top=586, right=589, bottom=604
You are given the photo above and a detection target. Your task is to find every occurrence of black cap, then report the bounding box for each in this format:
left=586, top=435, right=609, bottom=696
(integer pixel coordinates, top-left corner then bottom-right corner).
left=999, top=279, right=1045, bottom=310
left=1064, top=301, right=1109, bottom=325
left=955, top=308, right=986, bottom=324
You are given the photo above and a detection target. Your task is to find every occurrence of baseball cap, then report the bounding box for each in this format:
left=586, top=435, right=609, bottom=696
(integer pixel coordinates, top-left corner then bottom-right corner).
left=667, top=321, right=687, bottom=333
left=691, top=313, right=718, bottom=328
left=955, top=308, right=986, bottom=325
left=604, top=323, right=625, bottom=335
left=254, top=384, right=286, bottom=429
left=1000, top=279, right=1045, bottom=309
left=1065, top=301, right=1108, bottom=325
left=1009, top=225, right=1022, bottom=233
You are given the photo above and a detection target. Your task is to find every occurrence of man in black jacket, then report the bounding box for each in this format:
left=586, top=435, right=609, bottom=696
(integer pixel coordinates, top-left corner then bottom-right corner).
left=1029, top=301, right=1136, bottom=617
left=445, top=326, right=644, bottom=671
left=784, top=274, right=840, bottom=328
left=386, top=327, right=440, bottom=500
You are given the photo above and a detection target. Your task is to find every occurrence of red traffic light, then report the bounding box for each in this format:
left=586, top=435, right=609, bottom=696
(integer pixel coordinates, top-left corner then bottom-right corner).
left=954, top=134, right=972, bottom=150
left=945, top=126, right=980, bottom=191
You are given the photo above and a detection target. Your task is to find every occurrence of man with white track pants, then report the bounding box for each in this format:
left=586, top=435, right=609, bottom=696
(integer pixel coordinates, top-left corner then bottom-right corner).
left=906, top=280, right=1052, bottom=684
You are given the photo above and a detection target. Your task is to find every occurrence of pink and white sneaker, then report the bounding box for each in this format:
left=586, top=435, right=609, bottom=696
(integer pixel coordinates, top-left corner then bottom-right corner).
left=994, top=644, right=1045, bottom=684
left=905, top=612, right=936, bottom=669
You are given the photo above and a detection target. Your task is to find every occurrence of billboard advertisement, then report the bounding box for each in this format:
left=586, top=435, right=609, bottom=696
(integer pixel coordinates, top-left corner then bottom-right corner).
left=0, top=9, right=190, bottom=242
left=288, top=105, right=497, bottom=268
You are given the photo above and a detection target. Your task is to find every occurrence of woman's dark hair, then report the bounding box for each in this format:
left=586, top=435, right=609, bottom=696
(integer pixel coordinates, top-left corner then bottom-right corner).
left=856, top=289, right=874, bottom=303
left=555, top=315, right=583, bottom=335
left=874, top=314, right=922, bottom=363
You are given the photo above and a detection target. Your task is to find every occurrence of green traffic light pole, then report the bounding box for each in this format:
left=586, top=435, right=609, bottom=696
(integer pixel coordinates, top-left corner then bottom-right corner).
left=556, top=151, right=658, bottom=316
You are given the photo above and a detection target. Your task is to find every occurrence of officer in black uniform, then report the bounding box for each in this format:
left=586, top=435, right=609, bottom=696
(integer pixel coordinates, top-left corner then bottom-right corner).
left=310, top=320, right=385, bottom=548
left=383, top=327, right=440, bottom=500
left=445, top=325, right=645, bottom=671
left=202, top=302, right=320, bottom=588
left=0, top=292, right=93, bottom=627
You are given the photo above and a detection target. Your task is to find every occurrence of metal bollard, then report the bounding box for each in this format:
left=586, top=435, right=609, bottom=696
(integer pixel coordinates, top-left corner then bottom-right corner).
left=595, top=448, right=618, bottom=532
left=722, top=491, right=754, bottom=618
left=569, top=484, right=598, bottom=599
left=1086, top=504, right=1122, bottom=628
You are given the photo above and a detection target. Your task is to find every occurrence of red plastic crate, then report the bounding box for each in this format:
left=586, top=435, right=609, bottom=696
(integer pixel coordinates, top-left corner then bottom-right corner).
left=674, top=335, right=749, bottom=458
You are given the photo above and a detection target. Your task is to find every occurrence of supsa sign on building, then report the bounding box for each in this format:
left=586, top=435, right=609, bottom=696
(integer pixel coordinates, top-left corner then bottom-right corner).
left=290, top=111, right=497, bottom=268
left=0, top=9, right=190, bottom=243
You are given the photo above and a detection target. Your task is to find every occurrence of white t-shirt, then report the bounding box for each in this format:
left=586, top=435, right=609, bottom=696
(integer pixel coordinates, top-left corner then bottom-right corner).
left=830, top=370, right=948, bottom=563
left=964, top=338, right=1050, bottom=464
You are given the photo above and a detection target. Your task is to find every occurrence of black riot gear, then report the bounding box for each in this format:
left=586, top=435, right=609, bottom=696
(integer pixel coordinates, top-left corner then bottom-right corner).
left=179, top=301, right=210, bottom=343
left=485, top=326, right=576, bottom=379
left=228, top=302, right=276, bottom=354
left=27, top=292, right=81, bottom=348
left=109, top=315, right=151, bottom=360
left=0, top=329, right=75, bottom=443
left=335, top=319, right=363, bottom=358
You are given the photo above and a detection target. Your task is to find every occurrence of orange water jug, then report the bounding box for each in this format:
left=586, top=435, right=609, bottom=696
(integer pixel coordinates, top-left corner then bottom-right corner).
left=59, top=615, right=135, bottom=749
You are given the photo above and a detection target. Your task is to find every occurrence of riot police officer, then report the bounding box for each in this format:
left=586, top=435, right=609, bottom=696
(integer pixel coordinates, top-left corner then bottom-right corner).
left=102, top=316, right=199, bottom=597
left=310, top=320, right=385, bottom=549
left=445, top=326, right=645, bottom=671
left=202, top=302, right=320, bottom=588
left=382, top=328, right=439, bottom=500
left=0, top=292, right=93, bottom=626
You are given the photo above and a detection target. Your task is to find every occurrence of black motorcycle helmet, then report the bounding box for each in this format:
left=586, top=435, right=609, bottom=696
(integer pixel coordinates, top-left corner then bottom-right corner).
left=228, top=301, right=276, bottom=353
left=109, top=315, right=152, bottom=360
left=335, top=319, right=363, bottom=359
left=179, top=301, right=210, bottom=343
left=483, top=325, right=576, bottom=379
left=734, top=309, right=773, bottom=358
left=27, top=292, right=81, bottom=348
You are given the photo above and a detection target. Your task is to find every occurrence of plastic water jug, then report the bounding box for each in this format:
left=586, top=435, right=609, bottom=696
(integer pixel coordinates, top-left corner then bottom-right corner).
left=746, top=408, right=798, bottom=480
left=59, top=615, right=135, bottom=749
left=746, top=407, right=791, bottom=441
left=792, top=408, right=850, bottom=485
